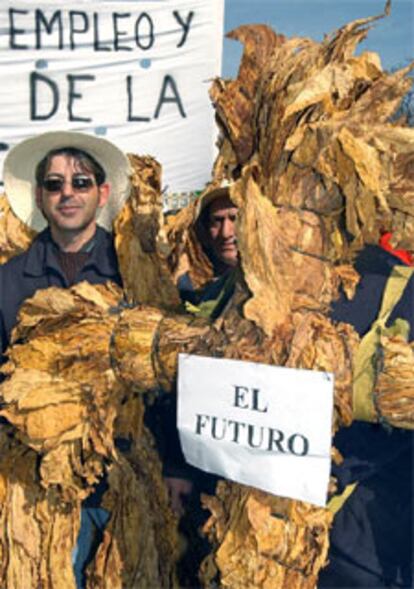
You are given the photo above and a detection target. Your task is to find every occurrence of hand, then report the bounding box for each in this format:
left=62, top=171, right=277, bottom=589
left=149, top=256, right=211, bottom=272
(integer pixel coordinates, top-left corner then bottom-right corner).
left=165, top=477, right=193, bottom=517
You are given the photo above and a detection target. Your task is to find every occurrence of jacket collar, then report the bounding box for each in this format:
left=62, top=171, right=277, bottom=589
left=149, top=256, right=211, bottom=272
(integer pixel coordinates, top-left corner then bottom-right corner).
left=23, top=226, right=119, bottom=279
left=86, top=226, right=120, bottom=278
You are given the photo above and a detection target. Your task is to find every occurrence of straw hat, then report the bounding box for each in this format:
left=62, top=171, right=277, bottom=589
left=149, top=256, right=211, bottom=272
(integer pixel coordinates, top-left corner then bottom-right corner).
left=195, top=178, right=234, bottom=220
left=3, top=131, right=132, bottom=232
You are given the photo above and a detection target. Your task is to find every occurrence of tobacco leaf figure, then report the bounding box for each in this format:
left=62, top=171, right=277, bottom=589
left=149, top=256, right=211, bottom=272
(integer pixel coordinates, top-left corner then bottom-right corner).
left=1, top=4, right=414, bottom=588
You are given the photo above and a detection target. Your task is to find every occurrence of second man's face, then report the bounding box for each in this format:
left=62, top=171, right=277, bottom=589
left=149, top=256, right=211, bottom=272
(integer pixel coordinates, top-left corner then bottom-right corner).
left=207, top=195, right=239, bottom=268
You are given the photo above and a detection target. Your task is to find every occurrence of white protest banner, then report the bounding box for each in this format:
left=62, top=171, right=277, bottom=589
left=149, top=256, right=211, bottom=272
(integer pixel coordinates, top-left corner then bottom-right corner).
left=178, top=354, right=334, bottom=507
left=0, top=0, right=224, bottom=198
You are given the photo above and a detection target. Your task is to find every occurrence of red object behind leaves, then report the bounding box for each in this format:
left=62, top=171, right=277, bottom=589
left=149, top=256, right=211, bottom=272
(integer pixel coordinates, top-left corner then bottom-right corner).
left=379, top=232, right=414, bottom=266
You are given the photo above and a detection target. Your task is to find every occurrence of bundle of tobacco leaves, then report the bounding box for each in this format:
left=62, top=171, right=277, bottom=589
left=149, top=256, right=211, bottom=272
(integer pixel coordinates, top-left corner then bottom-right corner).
left=1, top=3, right=414, bottom=588
left=114, top=154, right=181, bottom=309
left=0, top=279, right=178, bottom=589
left=200, top=482, right=332, bottom=589
left=192, top=7, right=414, bottom=586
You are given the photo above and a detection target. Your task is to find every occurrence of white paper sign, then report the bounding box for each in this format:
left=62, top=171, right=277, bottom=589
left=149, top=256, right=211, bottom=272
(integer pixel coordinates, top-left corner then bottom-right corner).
left=0, top=0, right=224, bottom=195
left=178, top=354, right=334, bottom=507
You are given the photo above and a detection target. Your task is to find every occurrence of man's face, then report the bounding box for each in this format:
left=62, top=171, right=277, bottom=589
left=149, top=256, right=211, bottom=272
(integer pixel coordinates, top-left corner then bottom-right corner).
left=206, top=194, right=238, bottom=268
left=35, top=154, right=109, bottom=240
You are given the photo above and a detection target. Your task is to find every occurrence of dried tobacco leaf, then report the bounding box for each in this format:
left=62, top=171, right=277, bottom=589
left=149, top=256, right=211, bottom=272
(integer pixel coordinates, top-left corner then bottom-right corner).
left=231, top=170, right=342, bottom=337
left=114, top=155, right=181, bottom=309
left=201, top=482, right=332, bottom=589
left=87, top=437, right=178, bottom=589
left=376, top=334, right=414, bottom=429
left=210, top=25, right=286, bottom=170
left=0, top=427, right=80, bottom=589
left=0, top=283, right=179, bottom=588
left=0, top=194, right=35, bottom=264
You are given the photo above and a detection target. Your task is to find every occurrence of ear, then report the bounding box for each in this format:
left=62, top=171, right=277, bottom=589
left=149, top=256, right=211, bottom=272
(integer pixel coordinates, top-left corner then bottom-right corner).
left=98, top=182, right=110, bottom=207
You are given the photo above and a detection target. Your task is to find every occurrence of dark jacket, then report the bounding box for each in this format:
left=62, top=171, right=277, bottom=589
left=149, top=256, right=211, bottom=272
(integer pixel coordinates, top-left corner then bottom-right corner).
left=0, top=226, right=121, bottom=359
left=319, top=245, right=414, bottom=588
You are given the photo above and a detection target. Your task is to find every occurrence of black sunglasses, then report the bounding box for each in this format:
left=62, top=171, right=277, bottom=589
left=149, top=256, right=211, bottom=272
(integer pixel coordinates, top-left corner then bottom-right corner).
left=42, top=176, right=95, bottom=193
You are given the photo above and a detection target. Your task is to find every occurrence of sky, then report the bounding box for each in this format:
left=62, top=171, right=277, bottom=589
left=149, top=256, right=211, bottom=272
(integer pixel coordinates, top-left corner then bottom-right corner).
left=222, top=0, right=413, bottom=78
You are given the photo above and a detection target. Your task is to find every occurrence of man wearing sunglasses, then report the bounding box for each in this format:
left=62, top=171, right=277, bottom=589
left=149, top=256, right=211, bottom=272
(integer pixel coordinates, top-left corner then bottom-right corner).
left=0, top=131, right=131, bottom=588
left=0, top=131, right=131, bottom=357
